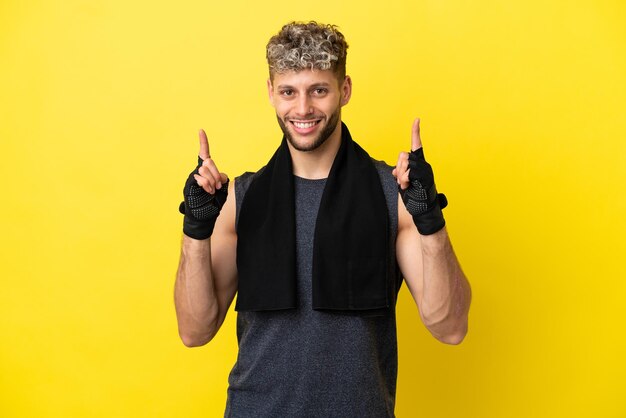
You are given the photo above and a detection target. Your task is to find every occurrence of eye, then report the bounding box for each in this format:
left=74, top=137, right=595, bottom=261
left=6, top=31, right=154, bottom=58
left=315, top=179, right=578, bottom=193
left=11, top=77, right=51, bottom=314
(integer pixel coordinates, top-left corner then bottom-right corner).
left=279, top=89, right=294, bottom=97
left=313, top=88, right=328, bottom=96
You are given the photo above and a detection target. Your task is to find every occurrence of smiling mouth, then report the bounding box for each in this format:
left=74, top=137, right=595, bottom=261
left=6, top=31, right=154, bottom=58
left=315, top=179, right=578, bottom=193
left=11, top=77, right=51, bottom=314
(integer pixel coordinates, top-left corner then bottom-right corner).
left=289, top=119, right=322, bottom=129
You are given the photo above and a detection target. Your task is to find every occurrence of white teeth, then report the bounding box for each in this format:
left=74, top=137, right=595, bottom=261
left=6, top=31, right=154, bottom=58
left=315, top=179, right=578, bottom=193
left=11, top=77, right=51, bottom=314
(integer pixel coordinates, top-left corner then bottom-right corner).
left=293, top=121, right=317, bottom=129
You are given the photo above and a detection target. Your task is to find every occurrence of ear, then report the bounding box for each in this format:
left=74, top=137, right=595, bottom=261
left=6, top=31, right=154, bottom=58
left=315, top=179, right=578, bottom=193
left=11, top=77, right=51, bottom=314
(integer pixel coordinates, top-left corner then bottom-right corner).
left=340, top=75, right=352, bottom=106
left=267, top=78, right=274, bottom=103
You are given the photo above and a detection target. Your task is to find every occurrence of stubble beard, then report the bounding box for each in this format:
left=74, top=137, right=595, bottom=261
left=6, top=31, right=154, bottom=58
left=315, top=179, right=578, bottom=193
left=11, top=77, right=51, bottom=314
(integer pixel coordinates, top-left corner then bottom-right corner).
left=276, top=107, right=341, bottom=152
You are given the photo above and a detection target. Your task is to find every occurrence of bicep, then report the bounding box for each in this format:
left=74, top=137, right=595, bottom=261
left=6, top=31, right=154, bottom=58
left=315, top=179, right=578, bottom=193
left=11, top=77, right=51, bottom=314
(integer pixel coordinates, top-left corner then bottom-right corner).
left=396, top=193, right=425, bottom=315
left=210, top=179, right=238, bottom=329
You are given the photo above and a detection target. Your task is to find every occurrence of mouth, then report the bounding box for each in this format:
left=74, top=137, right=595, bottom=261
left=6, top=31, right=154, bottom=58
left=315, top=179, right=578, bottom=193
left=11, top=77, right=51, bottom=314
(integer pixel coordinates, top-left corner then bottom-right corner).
left=288, top=119, right=322, bottom=134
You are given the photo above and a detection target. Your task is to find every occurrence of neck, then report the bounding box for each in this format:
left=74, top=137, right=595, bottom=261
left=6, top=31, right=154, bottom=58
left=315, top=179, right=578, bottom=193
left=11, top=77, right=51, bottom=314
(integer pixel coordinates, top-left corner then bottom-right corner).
left=288, top=121, right=343, bottom=179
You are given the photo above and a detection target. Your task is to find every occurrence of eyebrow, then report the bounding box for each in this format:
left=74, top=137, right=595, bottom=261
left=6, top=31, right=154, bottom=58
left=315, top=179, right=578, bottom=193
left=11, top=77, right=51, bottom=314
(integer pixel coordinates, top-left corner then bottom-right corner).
left=310, top=83, right=331, bottom=88
left=276, top=82, right=332, bottom=89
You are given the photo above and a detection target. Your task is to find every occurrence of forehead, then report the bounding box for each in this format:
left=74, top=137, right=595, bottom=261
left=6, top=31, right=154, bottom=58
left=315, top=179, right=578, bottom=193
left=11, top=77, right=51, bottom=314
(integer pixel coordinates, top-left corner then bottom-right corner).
left=271, top=69, right=340, bottom=88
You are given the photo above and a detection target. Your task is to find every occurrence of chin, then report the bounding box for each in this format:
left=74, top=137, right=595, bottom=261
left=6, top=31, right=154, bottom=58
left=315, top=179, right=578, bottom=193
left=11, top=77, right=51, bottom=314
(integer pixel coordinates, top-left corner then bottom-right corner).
left=288, top=128, right=329, bottom=152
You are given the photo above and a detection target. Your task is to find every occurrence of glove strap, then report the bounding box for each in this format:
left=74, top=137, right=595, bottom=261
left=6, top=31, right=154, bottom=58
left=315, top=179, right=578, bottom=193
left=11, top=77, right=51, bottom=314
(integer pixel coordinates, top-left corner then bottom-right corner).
left=411, top=193, right=447, bottom=235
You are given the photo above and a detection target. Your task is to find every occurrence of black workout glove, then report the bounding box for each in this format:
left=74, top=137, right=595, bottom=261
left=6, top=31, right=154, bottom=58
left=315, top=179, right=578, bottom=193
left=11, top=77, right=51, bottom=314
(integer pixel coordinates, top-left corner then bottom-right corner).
left=399, top=148, right=448, bottom=235
left=179, top=156, right=229, bottom=240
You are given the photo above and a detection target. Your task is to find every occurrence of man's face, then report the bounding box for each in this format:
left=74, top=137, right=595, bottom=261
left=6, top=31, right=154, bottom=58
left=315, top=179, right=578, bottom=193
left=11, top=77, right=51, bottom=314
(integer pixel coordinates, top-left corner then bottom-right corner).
left=268, top=69, right=352, bottom=152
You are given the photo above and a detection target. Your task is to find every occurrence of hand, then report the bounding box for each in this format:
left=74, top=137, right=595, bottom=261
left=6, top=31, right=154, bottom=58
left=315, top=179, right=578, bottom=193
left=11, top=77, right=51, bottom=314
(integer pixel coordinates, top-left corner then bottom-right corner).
left=192, top=129, right=229, bottom=194
left=392, top=118, right=425, bottom=190
left=392, top=118, right=448, bottom=235
left=179, top=129, right=230, bottom=240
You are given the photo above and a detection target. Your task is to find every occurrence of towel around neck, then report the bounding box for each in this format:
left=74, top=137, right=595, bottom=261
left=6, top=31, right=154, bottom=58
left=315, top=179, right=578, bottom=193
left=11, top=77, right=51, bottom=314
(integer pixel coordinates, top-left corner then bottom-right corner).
left=236, top=122, right=391, bottom=315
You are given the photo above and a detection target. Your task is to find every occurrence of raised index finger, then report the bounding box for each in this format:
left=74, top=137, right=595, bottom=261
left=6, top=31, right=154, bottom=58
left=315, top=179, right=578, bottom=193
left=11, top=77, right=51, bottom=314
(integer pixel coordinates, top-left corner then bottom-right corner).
left=411, top=118, right=422, bottom=152
left=198, top=129, right=210, bottom=160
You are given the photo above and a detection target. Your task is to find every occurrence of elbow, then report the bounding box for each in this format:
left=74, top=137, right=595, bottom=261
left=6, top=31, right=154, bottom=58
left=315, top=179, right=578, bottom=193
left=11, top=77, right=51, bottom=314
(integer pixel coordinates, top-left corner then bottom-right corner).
left=437, top=329, right=467, bottom=345
left=175, top=304, right=221, bottom=347
left=424, top=286, right=472, bottom=346
left=180, top=334, right=208, bottom=348
left=423, top=313, right=469, bottom=345
left=178, top=322, right=218, bottom=348
left=179, top=330, right=215, bottom=347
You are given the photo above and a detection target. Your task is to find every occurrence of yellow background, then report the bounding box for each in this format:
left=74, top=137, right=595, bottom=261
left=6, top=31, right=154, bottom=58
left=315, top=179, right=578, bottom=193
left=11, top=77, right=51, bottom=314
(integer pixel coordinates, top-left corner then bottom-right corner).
left=2, top=0, right=625, bottom=417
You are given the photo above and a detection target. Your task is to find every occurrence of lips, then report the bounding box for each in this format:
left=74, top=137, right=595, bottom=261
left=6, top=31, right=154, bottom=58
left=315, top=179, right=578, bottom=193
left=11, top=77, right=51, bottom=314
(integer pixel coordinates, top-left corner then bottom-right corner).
left=293, top=121, right=318, bottom=129
left=289, top=119, right=322, bottom=134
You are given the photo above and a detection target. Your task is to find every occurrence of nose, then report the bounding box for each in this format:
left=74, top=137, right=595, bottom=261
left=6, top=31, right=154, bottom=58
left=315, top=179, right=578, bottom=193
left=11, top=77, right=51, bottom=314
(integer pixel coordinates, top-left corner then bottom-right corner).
left=294, top=95, right=313, bottom=117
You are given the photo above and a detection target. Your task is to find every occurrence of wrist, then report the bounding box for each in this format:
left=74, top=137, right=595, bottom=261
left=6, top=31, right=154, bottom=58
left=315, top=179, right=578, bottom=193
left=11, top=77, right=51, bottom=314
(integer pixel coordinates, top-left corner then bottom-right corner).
left=183, top=217, right=217, bottom=240
left=411, top=200, right=446, bottom=235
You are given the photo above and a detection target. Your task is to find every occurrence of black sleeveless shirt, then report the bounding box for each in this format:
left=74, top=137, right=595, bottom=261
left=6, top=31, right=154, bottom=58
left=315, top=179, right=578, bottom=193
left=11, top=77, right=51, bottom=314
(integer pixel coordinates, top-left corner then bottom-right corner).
left=225, top=160, right=402, bottom=418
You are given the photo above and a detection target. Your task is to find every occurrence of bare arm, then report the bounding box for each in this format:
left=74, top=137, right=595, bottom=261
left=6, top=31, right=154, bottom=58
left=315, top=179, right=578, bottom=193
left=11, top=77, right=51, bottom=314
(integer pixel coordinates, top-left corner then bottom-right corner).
left=174, top=130, right=238, bottom=347
left=393, top=118, right=471, bottom=344
left=396, top=201, right=471, bottom=344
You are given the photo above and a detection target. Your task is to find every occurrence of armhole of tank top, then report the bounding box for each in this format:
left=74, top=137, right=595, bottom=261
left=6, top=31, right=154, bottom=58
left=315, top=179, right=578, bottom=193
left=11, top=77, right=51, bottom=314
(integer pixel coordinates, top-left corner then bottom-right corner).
left=371, top=159, right=398, bottom=223
left=234, top=171, right=258, bottom=230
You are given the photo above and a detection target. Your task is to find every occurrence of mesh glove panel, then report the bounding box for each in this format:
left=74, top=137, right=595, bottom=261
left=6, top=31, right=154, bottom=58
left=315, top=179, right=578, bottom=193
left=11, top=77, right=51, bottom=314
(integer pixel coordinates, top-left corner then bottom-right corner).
left=399, top=148, right=447, bottom=235
left=179, top=156, right=228, bottom=240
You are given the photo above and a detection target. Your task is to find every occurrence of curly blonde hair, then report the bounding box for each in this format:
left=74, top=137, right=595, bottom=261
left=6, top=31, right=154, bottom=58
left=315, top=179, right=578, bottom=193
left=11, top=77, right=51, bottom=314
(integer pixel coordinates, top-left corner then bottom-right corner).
left=266, top=21, right=349, bottom=80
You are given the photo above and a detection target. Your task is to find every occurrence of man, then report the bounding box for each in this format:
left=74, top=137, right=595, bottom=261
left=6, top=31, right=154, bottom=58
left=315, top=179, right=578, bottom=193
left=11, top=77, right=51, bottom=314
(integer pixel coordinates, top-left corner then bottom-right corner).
left=175, top=21, right=471, bottom=417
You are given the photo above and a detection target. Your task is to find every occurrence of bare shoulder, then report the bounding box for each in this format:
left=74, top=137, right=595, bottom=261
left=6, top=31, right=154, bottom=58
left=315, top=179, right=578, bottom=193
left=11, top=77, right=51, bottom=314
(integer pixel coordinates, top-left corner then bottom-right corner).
left=209, top=178, right=239, bottom=331
left=213, top=179, right=237, bottom=237
left=397, top=192, right=418, bottom=236
left=210, top=177, right=238, bottom=276
left=396, top=192, right=425, bottom=309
